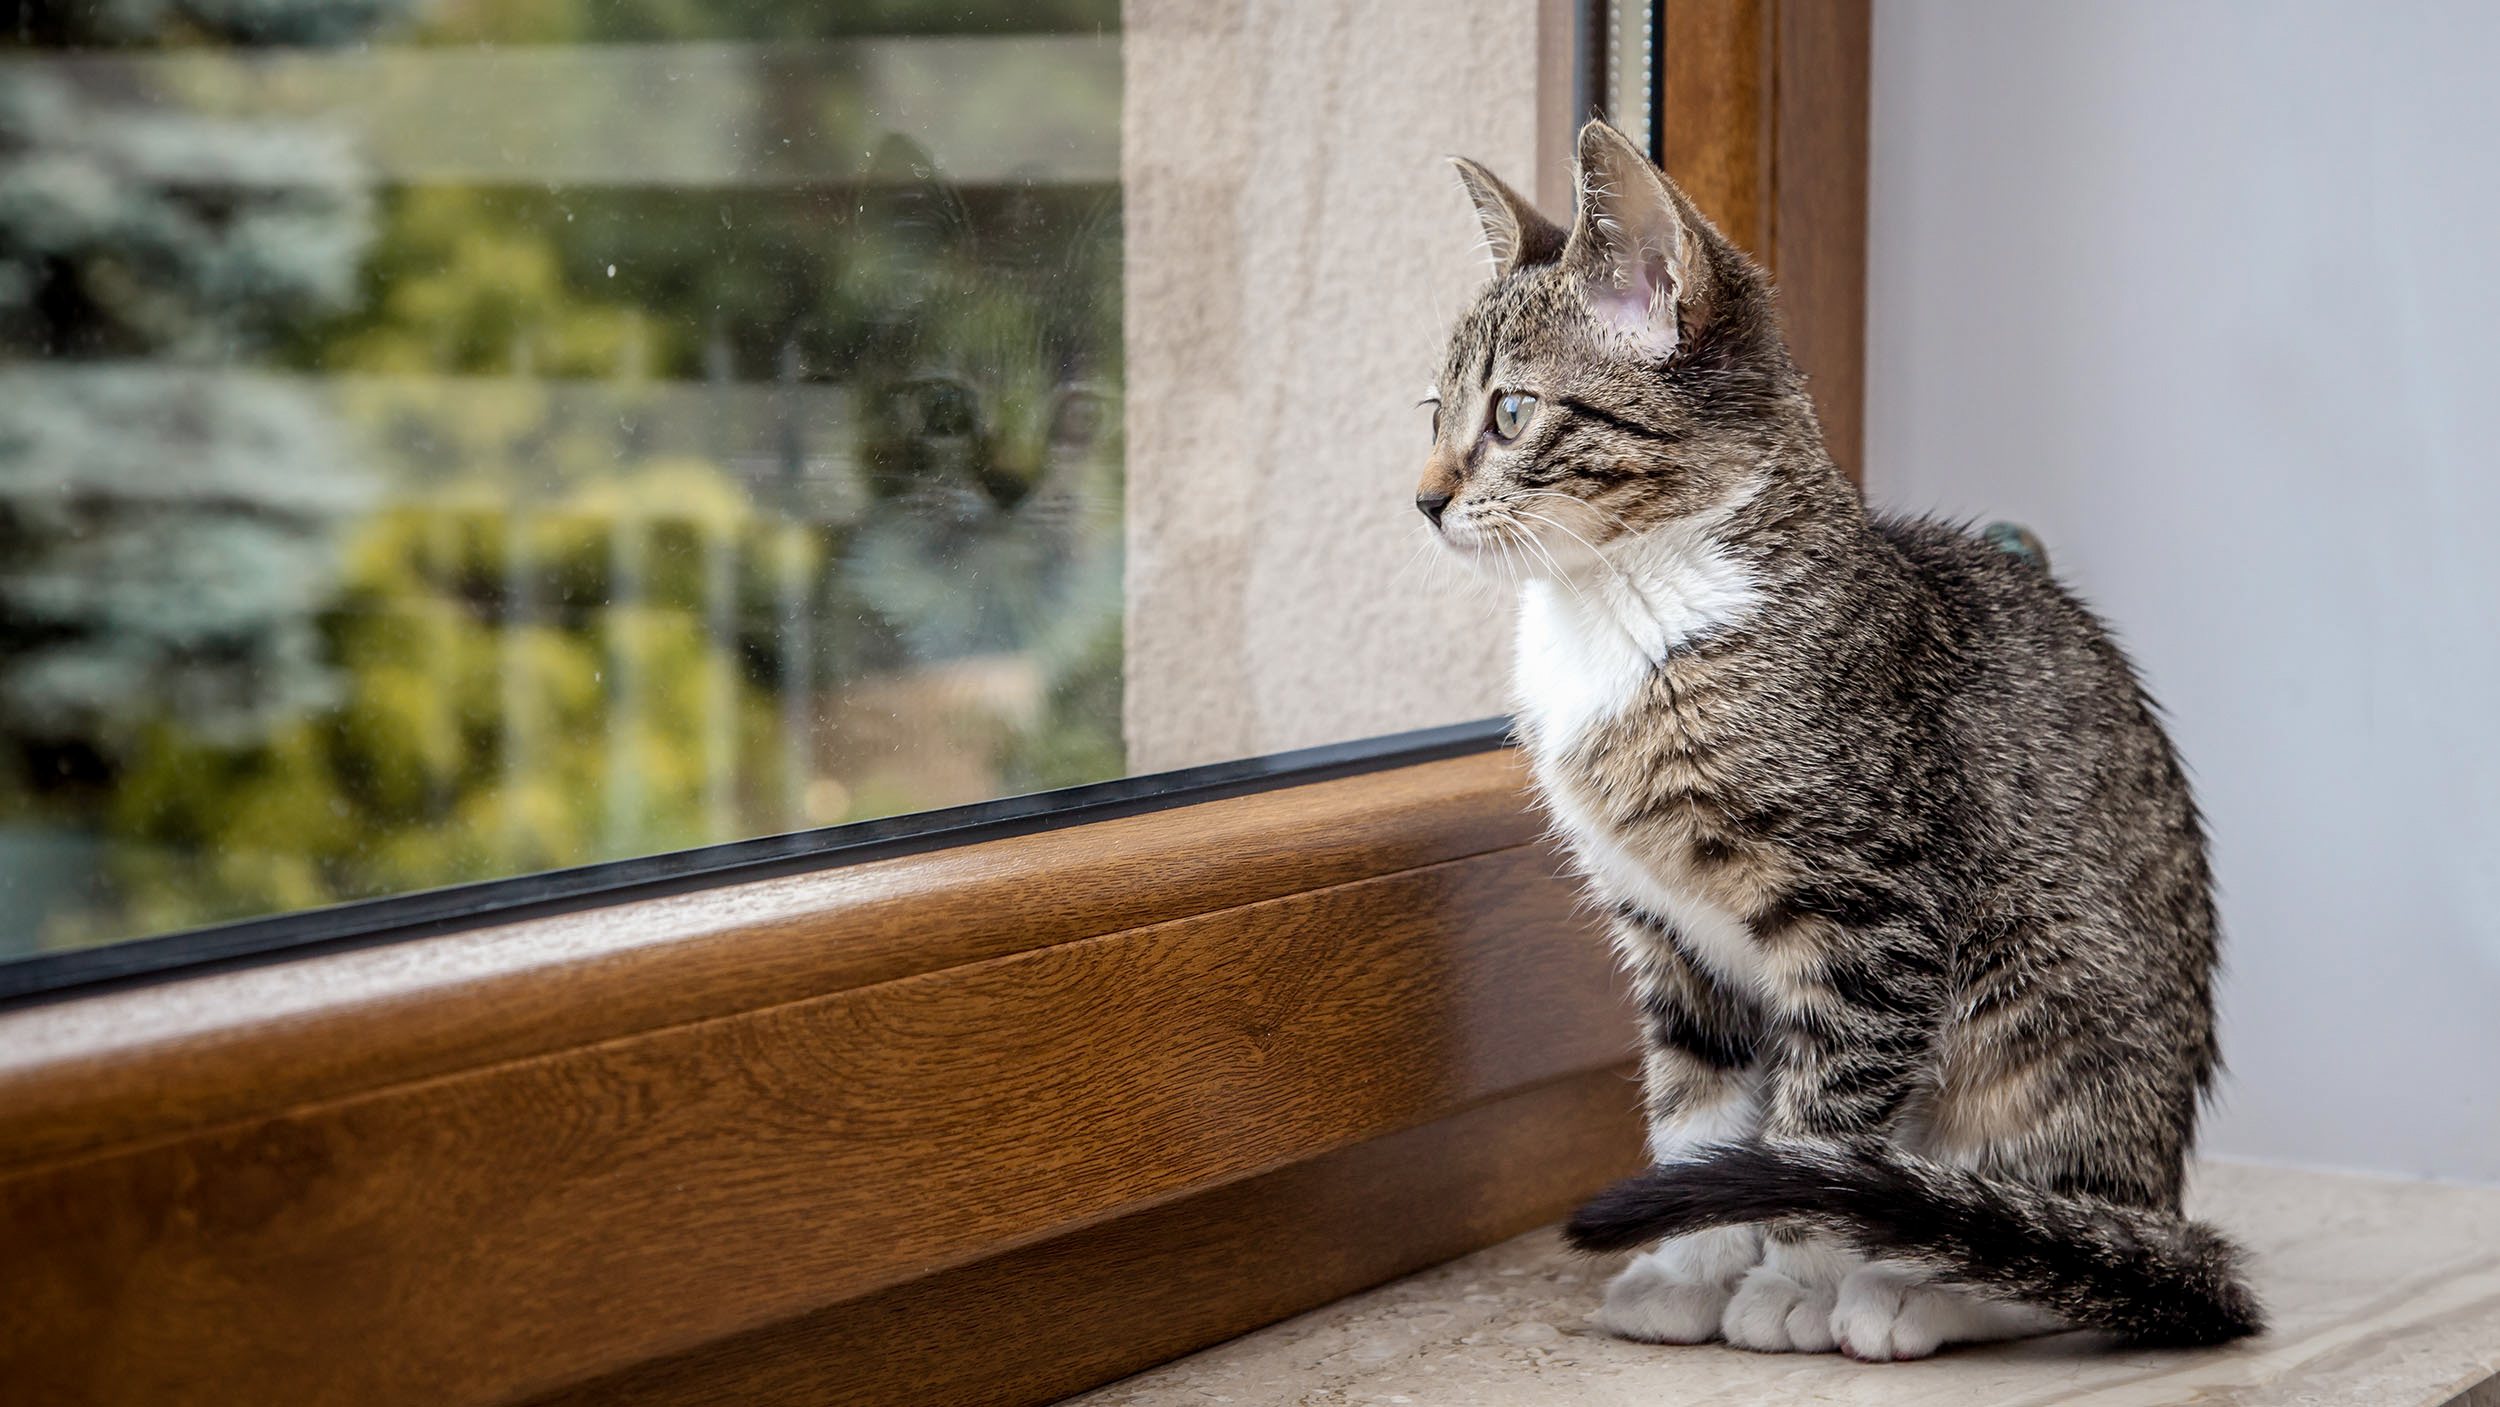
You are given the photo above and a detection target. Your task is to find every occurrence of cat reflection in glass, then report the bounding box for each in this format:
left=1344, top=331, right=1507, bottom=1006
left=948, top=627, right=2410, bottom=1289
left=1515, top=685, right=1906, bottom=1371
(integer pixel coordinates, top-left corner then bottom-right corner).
left=822, top=139, right=1124, bottom=809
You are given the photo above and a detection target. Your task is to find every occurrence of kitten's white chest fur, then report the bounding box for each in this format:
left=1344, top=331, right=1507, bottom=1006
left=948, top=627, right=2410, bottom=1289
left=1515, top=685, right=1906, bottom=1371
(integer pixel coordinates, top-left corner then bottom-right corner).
left=1513, top=579, right=1659, bottom=753
left=1512, top=507, right=1772, bottom=996
left=1509, top=503, right=1761, bottom=756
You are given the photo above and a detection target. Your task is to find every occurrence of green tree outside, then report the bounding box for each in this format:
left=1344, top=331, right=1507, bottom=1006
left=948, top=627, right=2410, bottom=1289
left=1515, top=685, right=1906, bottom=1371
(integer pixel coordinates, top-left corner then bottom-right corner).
left=3, top=1, right=1125, bottom=952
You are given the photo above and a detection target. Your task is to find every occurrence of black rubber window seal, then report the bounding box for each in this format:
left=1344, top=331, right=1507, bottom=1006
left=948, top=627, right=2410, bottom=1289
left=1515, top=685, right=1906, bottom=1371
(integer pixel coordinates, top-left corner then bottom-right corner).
left=0, top=717, right=1516, bottom=1011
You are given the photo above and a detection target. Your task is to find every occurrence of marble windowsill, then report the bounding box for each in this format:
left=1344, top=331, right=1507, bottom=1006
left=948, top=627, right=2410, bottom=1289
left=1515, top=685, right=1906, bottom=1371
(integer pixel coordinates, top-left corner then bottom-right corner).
left=1062, top=1160, right=2500, bottom=1407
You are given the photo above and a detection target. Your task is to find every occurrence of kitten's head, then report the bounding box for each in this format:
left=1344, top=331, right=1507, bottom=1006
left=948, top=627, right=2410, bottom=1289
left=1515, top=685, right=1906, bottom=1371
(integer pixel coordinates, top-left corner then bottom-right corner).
left=1419, top=120, right=1804, bottom=576
left=843, top=136, right=1123, bottom=660
left=850, top=136, right=1120, bottom=537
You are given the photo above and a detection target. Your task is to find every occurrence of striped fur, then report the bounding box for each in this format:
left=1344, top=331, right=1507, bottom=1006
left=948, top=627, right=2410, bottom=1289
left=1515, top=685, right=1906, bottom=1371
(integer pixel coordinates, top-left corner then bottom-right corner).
left=1567, top=1143, right=2264, bottom=1347
left=1420, top=122, right=2259, bottom=1360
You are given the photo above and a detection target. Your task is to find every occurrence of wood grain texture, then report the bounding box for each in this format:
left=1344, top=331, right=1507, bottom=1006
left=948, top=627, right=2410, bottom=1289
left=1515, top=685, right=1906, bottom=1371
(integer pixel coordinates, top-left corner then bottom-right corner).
left=1657, top=0, right=1773, bottom=260
left=530, top=1064, right=1646, bottom=1407
left=0, top=842, right=1625, bottom=1406
left=1652, top=0, right=1869, bottom=483
left=1771, top=0, right=1872, bottom=480
left=0, top=749, right=1540, bottom=1177
left=0, top=12, right=1878, bottom=1398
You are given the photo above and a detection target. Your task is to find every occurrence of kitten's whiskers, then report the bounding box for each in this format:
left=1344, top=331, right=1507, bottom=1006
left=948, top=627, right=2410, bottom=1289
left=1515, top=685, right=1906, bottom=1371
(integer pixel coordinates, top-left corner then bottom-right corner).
left=1498, top=512, right=1585, bottom=595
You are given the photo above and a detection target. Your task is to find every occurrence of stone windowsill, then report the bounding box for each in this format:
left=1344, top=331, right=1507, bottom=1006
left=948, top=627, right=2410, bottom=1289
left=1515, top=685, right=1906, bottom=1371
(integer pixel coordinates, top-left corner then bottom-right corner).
left=1063, top=1160, right=2500, bottom=1406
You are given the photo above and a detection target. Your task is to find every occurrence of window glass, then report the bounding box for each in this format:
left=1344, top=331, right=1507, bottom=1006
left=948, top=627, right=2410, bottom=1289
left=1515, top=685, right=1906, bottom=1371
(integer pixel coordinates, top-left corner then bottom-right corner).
left=0, top=0, right=1121, bottom=954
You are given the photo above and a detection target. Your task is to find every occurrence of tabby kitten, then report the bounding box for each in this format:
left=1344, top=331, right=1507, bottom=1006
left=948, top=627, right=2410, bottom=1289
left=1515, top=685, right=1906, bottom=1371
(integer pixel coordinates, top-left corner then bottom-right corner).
left=1420, top=121, right=2262, bottom=1362
left=843, top=138, right=1122, bottom=681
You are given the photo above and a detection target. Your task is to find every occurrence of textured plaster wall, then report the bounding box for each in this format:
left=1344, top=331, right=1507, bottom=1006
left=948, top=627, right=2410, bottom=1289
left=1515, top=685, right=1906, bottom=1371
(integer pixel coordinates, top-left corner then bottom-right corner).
left=1867, top=2, right=2500, bottom=1181
left=1122, top=0, right=1544, bottom=771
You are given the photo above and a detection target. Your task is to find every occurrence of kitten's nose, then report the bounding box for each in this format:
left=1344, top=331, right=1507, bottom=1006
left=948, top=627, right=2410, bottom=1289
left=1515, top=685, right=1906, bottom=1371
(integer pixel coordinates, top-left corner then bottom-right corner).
left=1415, top=490, right=1452, bottom=527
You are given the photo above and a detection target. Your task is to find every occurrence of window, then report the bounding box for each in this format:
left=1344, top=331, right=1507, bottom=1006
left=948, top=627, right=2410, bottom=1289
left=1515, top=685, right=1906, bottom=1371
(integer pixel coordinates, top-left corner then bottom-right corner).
left=0, top=6, right=1871, bottom=1399
left=0, top=0, right=1691, bottom=993
left=2, top=0, right=1129, bottom=962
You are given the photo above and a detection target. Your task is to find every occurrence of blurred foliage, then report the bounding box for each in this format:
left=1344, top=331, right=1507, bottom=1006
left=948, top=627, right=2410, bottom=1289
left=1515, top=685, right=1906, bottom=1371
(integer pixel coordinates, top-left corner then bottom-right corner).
left=315, top=187, right=657, bottom=378
left=0, top=0, right=1116, bottom=47
left=1, top=2, right=1127, bottom=951
left=0, top=68, right=374, bottom=359
left=0, top=5, right=386, bottom=762
left=419, top=0, right=1118, bottom=46
left=0, top=0, right=409, bottom=48
left=84, top=464, right=778, bottom=938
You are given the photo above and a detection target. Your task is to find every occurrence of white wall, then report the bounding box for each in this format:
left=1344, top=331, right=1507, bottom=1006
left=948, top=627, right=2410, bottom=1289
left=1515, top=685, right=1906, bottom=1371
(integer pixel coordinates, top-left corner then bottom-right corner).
left=1867, top=1, right=2500, bottom=1181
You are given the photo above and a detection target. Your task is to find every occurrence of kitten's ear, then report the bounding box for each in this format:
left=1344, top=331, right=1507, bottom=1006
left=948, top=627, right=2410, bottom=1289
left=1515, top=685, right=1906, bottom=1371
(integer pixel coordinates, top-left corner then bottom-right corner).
left=1450, top=156, right=1566, bottom=276
left=1560, top=120, right=1710, bottom=361
left=863, top=133, right=969, bottom=249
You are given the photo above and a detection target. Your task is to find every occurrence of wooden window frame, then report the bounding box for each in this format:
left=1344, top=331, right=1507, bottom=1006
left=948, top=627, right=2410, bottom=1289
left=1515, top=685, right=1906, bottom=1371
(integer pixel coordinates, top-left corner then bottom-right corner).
left=0, top=6, right=1867, bottom=1404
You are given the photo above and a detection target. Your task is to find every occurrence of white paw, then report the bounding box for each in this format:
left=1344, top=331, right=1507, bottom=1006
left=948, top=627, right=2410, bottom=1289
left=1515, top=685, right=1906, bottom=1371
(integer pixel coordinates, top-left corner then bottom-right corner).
left=1829, top=1265, right=1932, bottom=1361
left=1596, top=1225, right=1762, bottom=1344
left=1720, top=1234, right=1859, bottom=1354
left=1721, top=1263, right=1840, bottom=1352
left=1600, top=1258, right=1735, bottom=1343
left=1830, top=1266, right=2061, bottom=1362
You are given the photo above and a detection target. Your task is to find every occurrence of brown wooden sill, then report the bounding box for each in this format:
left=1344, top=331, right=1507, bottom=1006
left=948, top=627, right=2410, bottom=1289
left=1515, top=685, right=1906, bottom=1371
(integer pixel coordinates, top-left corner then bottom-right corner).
left=534, top=1065, right=1644, bottom=1407
left=0, top=747, right=1540, bottom=1178
left=0, top=748, right=1643, bottom=1407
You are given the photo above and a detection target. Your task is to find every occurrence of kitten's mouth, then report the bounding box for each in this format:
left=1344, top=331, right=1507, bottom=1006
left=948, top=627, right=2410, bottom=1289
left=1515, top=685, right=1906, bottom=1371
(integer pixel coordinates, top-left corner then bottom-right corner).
left=1433, top=504, right=1618, bottom=583
left=1431, top=512, right=1490, bottom=555
left=1434, top=512, right=1546, bottom=577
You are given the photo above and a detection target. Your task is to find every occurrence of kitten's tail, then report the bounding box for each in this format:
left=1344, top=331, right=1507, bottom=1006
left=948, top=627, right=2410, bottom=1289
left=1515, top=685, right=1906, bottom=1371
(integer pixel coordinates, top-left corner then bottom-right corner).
left=1564, top=1142, right=2265, bottom=1347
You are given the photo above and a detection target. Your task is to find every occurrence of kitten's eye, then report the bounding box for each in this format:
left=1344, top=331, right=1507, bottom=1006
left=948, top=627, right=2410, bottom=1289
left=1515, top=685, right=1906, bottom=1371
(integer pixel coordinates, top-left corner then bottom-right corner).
left=1420, top=394, right=1442, bottom=440
left=918, top=380, right=976, bottom=437
left=1491, top=391, right=1538, bottom=441
left=1049, top=391, right=1105, bottom=448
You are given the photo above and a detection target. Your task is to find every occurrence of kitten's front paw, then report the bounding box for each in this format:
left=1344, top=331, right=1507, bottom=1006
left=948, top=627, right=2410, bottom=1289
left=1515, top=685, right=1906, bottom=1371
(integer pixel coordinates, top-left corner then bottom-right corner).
left=1599, top=1256, right=1734, bottom=1344
left=1721, top=1262, right=1840, bottom=1353
left=1830, top=1265, right=2059, bottom=1362
left=1830, top=1264, right=2060, bottom=1369
left=1829, top=1266, right=1932, bottom=1361
left=1596, top=1225, right=1762, bottom=1344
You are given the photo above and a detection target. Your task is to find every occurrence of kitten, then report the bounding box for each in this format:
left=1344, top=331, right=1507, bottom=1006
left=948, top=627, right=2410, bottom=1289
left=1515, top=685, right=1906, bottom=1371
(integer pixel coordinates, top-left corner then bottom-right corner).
left=1420, top=120, right=2262, bottom=1362
left=822, top=138, right=1124, bottom=798
left=844, top=138, right=1122, bottom=677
